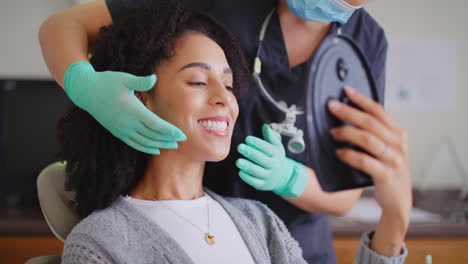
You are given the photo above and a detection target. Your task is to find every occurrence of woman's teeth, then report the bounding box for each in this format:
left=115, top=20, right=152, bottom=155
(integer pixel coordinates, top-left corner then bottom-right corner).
left=198, top=120, right=227, bottom=131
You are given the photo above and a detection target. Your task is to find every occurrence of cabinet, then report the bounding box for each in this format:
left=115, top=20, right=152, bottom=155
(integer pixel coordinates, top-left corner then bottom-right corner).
left=1, top=236, right=468, bottom=264
left=0, top=236, right=63, bottom=264
left=334, top=237, right=468, bottom=264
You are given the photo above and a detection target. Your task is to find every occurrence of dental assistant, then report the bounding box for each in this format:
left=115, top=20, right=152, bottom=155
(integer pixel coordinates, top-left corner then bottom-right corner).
left=39, top=0, right=393, bottom=262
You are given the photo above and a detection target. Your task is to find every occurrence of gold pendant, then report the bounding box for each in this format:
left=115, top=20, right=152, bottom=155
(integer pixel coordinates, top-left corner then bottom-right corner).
left=205, top=232, right=215, bottom=245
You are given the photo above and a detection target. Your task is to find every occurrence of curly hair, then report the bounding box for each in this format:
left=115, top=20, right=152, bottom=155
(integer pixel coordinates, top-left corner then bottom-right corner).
left=57, top=0, right=250, bottom=218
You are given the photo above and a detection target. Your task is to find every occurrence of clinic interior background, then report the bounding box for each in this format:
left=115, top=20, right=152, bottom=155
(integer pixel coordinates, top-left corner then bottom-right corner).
left=0, top=0, right=467, bottom=206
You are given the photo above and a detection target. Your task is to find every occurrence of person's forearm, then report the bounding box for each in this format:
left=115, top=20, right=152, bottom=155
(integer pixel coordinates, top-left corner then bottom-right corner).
left=286, top=167, right=363, bottom=216
left=371, top=212, right=409, bottom=256
left=38, top=0, right=111, bottom=88
left=39, top=13, right=91, bottom=88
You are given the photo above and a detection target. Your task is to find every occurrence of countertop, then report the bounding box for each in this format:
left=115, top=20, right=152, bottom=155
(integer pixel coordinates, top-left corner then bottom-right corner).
left=329, top=216, right=468, bottom=237
left=1, top=207, right=467, bottom=237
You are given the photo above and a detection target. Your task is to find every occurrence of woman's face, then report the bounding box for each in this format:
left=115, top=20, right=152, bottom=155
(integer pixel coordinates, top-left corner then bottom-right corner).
left=138, top=31, right=239, bottom=162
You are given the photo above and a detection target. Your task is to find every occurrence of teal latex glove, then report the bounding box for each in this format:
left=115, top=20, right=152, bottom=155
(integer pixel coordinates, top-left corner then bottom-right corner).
left=236, top=124, right=308, bottom=198
left=63, top=62, right=186, bottom=155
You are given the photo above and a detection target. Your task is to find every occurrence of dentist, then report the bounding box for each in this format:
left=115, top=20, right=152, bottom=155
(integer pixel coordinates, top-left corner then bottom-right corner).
left=39, top=0, right=409, bottom=263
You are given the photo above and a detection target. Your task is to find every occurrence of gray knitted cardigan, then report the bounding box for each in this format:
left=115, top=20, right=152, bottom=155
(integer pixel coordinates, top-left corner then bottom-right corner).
left=62, top=189, right=407, bottom=264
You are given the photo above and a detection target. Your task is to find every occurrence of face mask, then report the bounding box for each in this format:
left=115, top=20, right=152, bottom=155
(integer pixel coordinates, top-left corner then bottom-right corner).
left=286, top=0, right=362, bottom=24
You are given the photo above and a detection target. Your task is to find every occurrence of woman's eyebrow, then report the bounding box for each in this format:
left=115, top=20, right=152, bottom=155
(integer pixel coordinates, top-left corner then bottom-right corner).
left=178, top=62, right=232, bottom=74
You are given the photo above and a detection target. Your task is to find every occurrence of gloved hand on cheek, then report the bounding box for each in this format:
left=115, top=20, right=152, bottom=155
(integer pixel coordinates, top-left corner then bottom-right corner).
left=64, top=62, right=187, bottom=155
left=236, top=124, right=308, bottom=198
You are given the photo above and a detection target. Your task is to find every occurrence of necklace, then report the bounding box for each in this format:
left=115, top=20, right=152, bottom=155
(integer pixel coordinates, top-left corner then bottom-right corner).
left=134, top=193, right=215, bottom=246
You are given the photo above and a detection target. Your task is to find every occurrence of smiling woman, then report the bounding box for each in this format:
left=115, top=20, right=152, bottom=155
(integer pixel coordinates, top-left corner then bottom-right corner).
left=57, top=0, right=260, bottom=262
left=135, top=32, right=239, bottom=161
left=57, top=0, right=249, bottom=219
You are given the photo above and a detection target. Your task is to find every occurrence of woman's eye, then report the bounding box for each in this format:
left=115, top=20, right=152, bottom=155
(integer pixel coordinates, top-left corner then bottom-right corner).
left=188, top=82, right=206, bottom=87
left=225, top=85, right=234, bottom=92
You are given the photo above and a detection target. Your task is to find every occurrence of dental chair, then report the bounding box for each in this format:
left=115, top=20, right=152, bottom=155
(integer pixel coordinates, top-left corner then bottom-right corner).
left=25, top=162, right=81, bottom=264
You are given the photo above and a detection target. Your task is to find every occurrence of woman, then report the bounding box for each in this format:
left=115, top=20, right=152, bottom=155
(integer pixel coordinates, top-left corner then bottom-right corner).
left=40, top=1, right=400, bottom=261
left=58, top=1, right=409, bottom=263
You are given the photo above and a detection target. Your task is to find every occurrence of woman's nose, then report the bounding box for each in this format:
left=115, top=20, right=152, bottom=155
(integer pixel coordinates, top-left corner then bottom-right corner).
left=208, top=81, right=233, bottom=107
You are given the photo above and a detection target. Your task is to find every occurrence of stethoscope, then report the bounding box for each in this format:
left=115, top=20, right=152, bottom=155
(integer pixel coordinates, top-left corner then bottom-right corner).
left=252, top=9, right=343, bottom=154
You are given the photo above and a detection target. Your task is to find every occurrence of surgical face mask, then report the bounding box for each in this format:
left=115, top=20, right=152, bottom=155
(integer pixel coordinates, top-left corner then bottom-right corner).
left=286, top=0, right=362, bottom=24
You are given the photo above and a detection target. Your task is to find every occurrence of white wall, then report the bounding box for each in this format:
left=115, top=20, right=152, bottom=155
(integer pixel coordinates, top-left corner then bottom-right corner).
left=0, top=0, right=74, bottom=79
left=365, top=0, right=468, bottom=191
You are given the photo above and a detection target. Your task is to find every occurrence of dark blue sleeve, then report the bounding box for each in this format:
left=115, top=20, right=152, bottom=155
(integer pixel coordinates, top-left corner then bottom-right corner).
left=105, top=0, right=215, bottom=22
left=344, top=9, right=389, bottom=106
left=374, top=31, right=388, bottom=106
left=105, top=0, right=145, bottom=22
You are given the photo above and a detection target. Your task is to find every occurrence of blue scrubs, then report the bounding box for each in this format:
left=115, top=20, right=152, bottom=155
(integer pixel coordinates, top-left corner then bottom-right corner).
left=106, top=0, right=388, bottom=263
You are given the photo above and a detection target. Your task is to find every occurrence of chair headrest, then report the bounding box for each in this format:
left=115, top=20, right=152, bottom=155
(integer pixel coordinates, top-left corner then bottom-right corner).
left=37, top=162, right=81, bottom=241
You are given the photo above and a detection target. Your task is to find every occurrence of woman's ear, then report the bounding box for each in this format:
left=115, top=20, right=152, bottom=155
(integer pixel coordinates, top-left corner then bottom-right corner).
left=134, top=92, right=149, bottom=107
